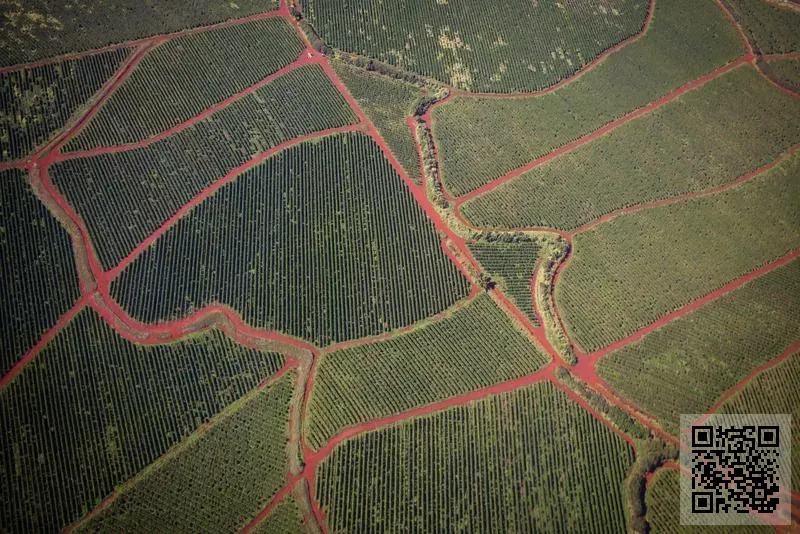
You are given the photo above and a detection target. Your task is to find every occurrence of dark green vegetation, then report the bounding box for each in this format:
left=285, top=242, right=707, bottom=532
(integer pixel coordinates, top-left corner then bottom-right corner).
left=725, top=0, right=800, bottom=54
left=467, top=239, right=541, bottom=325
left=0, top=169, right=80, bottom=376
left=112, top=133, right=470, bottom=346
left=462, top=66, right=800, bottom=230
left=762, top=57, right=800, bottom=92
left=80, top=372, right=294, bottom=533
left=306, top=295, right=549, bottom=448
left=719, top=355, right=800, bottom=489
left=557, top=153, right=800, bottom=353
left=0, top=308, right=284, bottom=532
left=432, top=0, right=744, bottom=196
left=53, top=64, right=357, bottom=270
left=598, top=259, right=800, bottom=434
left=0, top=0, right=279, bottom=67
left=252, top=495, right=307, bottom=534
left=301, top=0, right=648, bottom=93
left=332, top=60, right=423, bottom=183
left=626, top=439, right=679, bottom=533
left=316, top=382, right=634, bottom=532
left=67, top=19, right=305, bottom=149
left=1, top=48, right=129, bottom=161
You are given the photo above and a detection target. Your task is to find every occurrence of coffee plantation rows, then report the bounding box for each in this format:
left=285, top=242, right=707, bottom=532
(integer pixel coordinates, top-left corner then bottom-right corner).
left=332, top=60, right=423, bottom=184
left=66, top=18, right=305, bottom=150
left=0, top=169, right=80, bottom=376
left=306, top=294, right=549, bottom=448
left=461, top=66, right=800, bottom=230
left=725, top=0, right=800, bottom=54
left=316, top=381, right=634, bottom=533
left=719, top=354, right=800, bottom=490
left=80, top=373, right=294, bottom=533
left=252, top=494, right=308, bottom=534
left=467, top=240, right=541, bottom=326
left=763, top=57, right=800, bottom=92
left=1, top=48, right=129, bottom=161
left=597, top=258, right=800, bottom=434
left=111, top=132, right=470, bottom=346
left=1, top=0, right=279, bottom=67
left=432, top=0, right=743, bottom=196
left=300, top=0, right=647, bottom=93
left=0, top=308, right=285, bottom=532
left=53, top=64, right=357, bottom=270
left=557, top=152, right=800, bottom=353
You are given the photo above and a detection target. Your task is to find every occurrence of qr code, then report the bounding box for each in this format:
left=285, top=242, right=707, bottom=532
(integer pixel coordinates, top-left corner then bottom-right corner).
left=680, top=414, right=791, bottom=526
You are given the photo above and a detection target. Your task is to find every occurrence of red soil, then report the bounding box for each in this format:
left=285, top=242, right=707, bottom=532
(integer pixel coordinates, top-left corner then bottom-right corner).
left=240, top=475, right=303, bottom=534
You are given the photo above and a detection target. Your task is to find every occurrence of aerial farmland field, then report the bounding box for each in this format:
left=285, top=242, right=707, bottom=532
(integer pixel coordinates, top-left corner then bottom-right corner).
left=1, top=0, right=798, bottom=532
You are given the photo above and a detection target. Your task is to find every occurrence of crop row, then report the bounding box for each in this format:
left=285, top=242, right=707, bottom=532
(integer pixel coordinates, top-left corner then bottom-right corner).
left=597, top=258, right=800, bottom=434
left=253, top=494, right=307, bottom=534
left=79, top=372, right=294, bottom=533
left=111, top=132, right=470, bottom=346
left=53, top=64, right=357, bottom=270
left=1, top=48, right=129, bottom=162
left=2, top=0, right=279, bottom=67
left=462, top=66, right=800, bottom=230
left=556, top=152, right=800, bottom=353
left=66, top=18, right=305, bottom=150
left=725, top=0, right=800, bottom=54
left=762, top=57, right=800, bottom=92
left=432, top=0, right=743, bottom=196
left=0, top=308, right=284, bottom=532
left=306, top=294, right=549, bottom=448
left=315, top=381, right=634, bottom=533
left=0, top=169, right=80, bottom=376
left=302, top=0, right=647, bottom=93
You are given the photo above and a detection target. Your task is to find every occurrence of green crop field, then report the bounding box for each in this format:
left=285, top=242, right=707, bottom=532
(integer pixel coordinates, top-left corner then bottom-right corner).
left=432, top=0, right=743, bottom=196
left=316, top=381, right=634, bottom=532
left=1, top=49, right=129, bottom=161
left=0, top=169, right=80, bottom=375
left=252, top=494, right=307, bottom=534
left=306, top=294, right=549, bottom=448
left=66, top=19, right=305, bottom=149
left=557, top=152, right=800, bottom=353
left=725, top=0, right=800, bottom=54
left=763, top=57, right=800, bottom=92
left=597, top=259, right=800, bottom=434
left=301, top=0, right=648, bottom=93
left=461, top=66, right=800, bottom=230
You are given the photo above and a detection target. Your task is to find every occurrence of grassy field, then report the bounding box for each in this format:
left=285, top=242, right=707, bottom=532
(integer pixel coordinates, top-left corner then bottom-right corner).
left=112, top=133, right=470, bottom=346
left=0, top=0, right=279, bottom=67
left=53, top=64, right=357, bottom=270
left=67, top=19, right=304, bottom=149
left=0, top=308, right=284, bottom=532
left=316, top=381, right=634, bottom=533
left=597, top=259, right=800, bottom=434
left=79, top=372, right=294, bottom=533
left=1, top=49, right=129, bottom=161
left=725, top=0, right=800, bottom=54
left=331, top=61, right=423, bottom=183
left=0, top=169, right=80, bottom=376
left=556, top=152, right=800, bottom=353
left=306, top=294, right=549, bottom=448
left=432, top=0, right=743, bottom=197
left=461, top=66, right=800, bottom=230
left=301, top=0, right=647, bottom=93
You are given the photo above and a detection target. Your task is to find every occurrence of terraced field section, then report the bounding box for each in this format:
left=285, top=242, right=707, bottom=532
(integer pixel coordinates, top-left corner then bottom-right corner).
left=306, top=294, right=550, bottom=448
left=725, top=0, right=800, bottom=54
left=1, top=0, right=279, bottom=66
left=0, top=169, right=80, bottom=376
left=332, top=60, right=423, bottom=183
left=718, top=355, right=800, bottom=490
left=66, top=19, right=305, bottom=149
left=52, top=64, right=357, bottom=270
left=0, top=308, right=285, bottom=532
left=462, top=66, right=800, bottom=230
left=645, top=469, right=769, bottom=532
left=79, top=372, right=295, bottom=532
left=1, top=48, right=130, bottom=161
left=556, top=152, right=800, bottom=353
left=315, top=382, right=634, bottom=532
left=111, top=132, right=470, bottom=346
left=467, top=239, right=541, bottom=325
left=597, top=259, right=800, bottom=434
left=301, top=0, right=648, bottom=92
left=432, top=0, right=744, bottom=196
